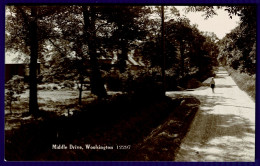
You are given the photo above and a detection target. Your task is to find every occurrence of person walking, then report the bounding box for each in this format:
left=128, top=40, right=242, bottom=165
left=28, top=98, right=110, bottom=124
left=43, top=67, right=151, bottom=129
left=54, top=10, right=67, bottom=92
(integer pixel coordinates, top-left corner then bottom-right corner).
left=210, top=77, right=215, bottom=93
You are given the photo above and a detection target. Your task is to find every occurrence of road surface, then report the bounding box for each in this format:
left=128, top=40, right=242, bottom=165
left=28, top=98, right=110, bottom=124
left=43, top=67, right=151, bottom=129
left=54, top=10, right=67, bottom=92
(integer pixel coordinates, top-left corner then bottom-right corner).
left=166, top=67, right=255, bottom=161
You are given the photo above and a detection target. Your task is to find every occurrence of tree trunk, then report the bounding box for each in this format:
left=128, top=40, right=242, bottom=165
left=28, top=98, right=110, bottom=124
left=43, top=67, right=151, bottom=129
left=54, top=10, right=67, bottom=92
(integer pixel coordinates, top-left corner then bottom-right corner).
left=180, top=40, right=185, bottom=79
left=116, top=20, right=128, bottom=73
left=161, top=6, right=166, bottom=95
left=78, top=78, right=83, bottom=105
left=29, top=7, right=39, bottom=115
left=82, top=6, right=107, bottom=99
left=118, top=41, right=128, bottom=73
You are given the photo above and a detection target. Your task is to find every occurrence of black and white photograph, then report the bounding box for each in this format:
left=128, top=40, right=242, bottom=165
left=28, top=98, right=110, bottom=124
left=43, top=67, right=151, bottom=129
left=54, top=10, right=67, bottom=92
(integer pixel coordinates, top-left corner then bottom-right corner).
left=4, top=5, right=256, bottom=161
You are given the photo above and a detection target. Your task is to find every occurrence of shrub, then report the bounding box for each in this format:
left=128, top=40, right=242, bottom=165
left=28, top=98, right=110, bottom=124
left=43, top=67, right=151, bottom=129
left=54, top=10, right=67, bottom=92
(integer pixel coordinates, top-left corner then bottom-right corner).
left=46, top=85, right=52, bottom=90
left=5, top=75, right=25, bottom=114
left=37, top=86, right=45, bottom=90
left=186, top=78, right=202, bottom=89
left=52, top=86, right=58, bottom=90
left=63, top=80, right=75, bottom=89
left=106, top=76, right=123, bottom=91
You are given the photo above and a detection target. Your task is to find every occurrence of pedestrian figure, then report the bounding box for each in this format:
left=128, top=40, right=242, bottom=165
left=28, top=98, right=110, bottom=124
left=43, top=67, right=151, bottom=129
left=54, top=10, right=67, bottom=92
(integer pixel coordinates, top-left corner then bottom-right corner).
left=210, top=77, right=215, bottom=93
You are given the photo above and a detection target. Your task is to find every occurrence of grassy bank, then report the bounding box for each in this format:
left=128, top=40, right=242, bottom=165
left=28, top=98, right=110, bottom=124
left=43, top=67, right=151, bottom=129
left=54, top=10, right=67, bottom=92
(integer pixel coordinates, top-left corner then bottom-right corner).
left=225, top=66, right=255, bottom=101
left=126, top=96, right=200, bottom=161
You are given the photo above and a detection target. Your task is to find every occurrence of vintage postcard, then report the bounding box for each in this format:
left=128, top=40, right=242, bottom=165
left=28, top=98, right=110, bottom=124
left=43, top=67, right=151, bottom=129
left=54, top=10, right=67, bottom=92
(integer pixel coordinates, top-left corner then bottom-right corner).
left=2, top=1, right=257, bottom=165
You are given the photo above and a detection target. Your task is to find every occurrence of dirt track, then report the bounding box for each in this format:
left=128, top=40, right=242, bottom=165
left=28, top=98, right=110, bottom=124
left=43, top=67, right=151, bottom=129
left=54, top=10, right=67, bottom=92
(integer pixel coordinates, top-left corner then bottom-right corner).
left=166, top=67, right=255, bottom=161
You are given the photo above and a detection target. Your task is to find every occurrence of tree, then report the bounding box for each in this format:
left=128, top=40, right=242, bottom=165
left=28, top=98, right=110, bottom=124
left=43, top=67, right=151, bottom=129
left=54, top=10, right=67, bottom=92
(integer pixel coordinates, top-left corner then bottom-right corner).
left=82, top=6, right=108, bottom=99
left=6, top=6, right=40, bottom=115
left=40, top=6, right=92, bottom=104
left=189, top=29, right=219, bottom=79
left=218, top=25, right=256, bottom=74
left=39, top=6, right=151, bottom=101
left=166, top=17, right=193, bottom=79
left=6, top=6, right=66, bottom=115
left=185, top=5, right=256, bottom=75
left=37, top=6, right=110, bottom=101
left=141, top=6, right=180, bottom=68
left=102, top=6, right=150, bottom=73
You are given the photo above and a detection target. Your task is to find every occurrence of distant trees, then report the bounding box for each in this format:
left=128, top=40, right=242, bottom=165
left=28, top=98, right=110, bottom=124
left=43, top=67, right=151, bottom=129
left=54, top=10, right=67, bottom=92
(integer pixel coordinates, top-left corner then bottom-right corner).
left=166, top=17, right=193, bottom=79
left=141, top=13, right=219, bottom=85
left=217, top=6, right=256, bottom=75
left=167, top=18, right=219, bottom=81
left=185, top=6, right=256, bottom=75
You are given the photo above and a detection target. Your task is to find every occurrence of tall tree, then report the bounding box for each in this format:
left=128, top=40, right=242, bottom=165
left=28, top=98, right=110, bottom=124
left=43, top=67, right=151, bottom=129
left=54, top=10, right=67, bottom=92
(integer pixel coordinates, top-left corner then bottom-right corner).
left=103, top=6, right=150, bottom=73
left=6, top=6, right=40, bottom=115
left=6, top=6, right=65, bottom=115
left=161, top=6, right=166, bottom=93
left=82, top=6, right=107, bottom=98
left=166, top=17, right=193, bottom=78
left=28, top=7, right=39, bottom=114
left=42, top=6, right=91, bottom=104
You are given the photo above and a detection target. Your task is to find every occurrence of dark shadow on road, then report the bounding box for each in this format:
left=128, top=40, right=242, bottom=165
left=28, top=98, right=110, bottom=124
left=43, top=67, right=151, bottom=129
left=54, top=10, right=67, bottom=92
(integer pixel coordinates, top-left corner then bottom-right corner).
left=180, top=93, right=254, bottom=160
left=170, top=66, right=255, bottom=161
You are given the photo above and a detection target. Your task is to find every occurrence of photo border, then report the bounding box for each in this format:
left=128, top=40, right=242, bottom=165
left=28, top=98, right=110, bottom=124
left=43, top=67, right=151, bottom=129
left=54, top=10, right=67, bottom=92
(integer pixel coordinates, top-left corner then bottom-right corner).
left=0, top=0, right=259, bottom=165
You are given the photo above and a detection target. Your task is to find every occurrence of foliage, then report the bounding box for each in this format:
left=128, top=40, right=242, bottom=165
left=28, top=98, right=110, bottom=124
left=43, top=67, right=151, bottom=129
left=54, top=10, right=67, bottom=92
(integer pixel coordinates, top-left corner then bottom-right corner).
left=218, top=22, right=256, bottom=75
left=5, top=6, right=67, bottom=115
left=141, top=15, right=218, bottom=84
left=41, top=6, right=151, bottom=100
left=185, top=5, right=256, bottom=75
left=100, top=6, right=151, bottom=72
left=62, top=80, right=75, bottom=89
left=5, top=75, right=26, bottom=114
left=104, top=67, right=165, bottom=98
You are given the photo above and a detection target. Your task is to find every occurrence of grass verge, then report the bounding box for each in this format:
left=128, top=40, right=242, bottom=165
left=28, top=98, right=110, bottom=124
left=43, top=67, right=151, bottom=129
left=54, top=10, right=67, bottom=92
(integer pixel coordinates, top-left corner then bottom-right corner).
left=225, top=66, right=255, bottom=101
left=126, top=96, right=200, bottom=161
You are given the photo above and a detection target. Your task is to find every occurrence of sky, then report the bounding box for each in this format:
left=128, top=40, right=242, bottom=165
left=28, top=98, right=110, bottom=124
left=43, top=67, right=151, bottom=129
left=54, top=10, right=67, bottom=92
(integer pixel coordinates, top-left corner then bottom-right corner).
left=175, top=6, right=241, bottom=39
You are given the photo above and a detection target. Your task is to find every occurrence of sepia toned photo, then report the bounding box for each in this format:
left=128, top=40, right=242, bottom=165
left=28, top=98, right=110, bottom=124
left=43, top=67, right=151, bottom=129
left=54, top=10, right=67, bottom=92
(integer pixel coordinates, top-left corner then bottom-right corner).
left=4, top=5, right=256, bottom=161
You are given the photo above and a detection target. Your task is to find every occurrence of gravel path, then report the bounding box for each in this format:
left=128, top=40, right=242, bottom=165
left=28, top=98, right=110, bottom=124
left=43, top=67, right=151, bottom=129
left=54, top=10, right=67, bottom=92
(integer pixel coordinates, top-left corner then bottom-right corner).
left=166, top=67, right=255, bottom=161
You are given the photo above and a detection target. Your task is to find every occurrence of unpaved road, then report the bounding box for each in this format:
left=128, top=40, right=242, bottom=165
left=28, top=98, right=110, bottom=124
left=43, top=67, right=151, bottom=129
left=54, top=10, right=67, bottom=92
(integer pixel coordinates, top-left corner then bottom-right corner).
left=166, top=67, right=255, bottom=161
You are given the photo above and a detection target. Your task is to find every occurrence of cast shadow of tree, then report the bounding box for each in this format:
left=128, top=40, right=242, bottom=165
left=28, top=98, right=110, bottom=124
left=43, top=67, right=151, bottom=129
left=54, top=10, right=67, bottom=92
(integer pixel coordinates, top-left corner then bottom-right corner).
left=175, top=92, right=255, bottom=161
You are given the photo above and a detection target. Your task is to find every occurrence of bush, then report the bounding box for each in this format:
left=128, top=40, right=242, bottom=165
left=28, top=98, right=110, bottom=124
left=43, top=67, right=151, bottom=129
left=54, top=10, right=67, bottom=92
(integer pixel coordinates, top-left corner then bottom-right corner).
left=106, top=76, right=123, bottom=91
left=52, top=86, right=58, bottom=90
left=46, top=85, right=52, bottom=90
left=5, top=75, right=25, bottom=114
left=165, top=76, right=178, bottom=90
left=37, top=86, right=45, bottom=90
left=62, top=80, right=75, bottom=89
left=131, top=76, right=165, bottom=101
left=186, top=78, right=202, bottom=89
